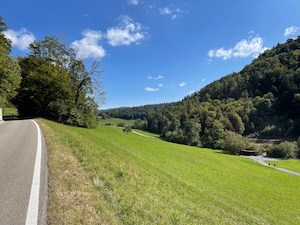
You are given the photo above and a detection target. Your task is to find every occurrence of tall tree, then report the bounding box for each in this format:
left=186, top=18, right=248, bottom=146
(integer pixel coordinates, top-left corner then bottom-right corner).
left=15, top=36, right=104, bottom=128
left=0, top=16, right=21, bottom=106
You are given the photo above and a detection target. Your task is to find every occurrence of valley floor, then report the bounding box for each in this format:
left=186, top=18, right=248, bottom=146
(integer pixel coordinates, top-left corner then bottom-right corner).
left=38, top=119, right=300, bottom=225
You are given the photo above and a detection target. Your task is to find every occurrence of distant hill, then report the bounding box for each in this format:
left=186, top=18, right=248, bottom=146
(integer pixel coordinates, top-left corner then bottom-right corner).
left=192, top=37, right=300, bottom=112
left=102, top=37, right=300, bottom=148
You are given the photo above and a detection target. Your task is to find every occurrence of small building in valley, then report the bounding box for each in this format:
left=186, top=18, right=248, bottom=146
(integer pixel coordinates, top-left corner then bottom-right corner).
left=239, top=149, right=256, bottom=156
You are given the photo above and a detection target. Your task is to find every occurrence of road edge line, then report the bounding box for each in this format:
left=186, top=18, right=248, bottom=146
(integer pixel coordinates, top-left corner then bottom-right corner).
left=25, top=120, right=42, bottom=225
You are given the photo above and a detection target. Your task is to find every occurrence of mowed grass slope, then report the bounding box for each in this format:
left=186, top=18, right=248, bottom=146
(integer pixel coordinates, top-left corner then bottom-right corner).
left=38, top=119, right=300, bottom=225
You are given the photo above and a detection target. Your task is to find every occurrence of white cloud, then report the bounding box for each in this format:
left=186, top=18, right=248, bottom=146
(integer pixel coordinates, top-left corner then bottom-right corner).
left=159, top=5, right=185, bottom=20
left=201, top=79, right=206, bottom=82
left=127, top=0, right=139, bottom=5
left=208, top=36, right=268, bottom=60
left=284, top=26, right=298, bottom=37
left=3, top=28, right=36, bottom=51
left=159, top=7, right=172, bottom=15
left=179, top=82, right=186, bottom=87
left=208, top=48, right=232, bottom=60
left=158, top=84, right=164, bottom=87
left=188, top=90, right=196, bottom=95
left=71, top=29, right=106, bottom=59
left=154, top=75, right=164, bottom=80
left=145, top=87, right=159, bottom=92
left=106, top=15, right=147, bottom=46
left=233, top=37, right=268, bottom=58
left=147, top=75, right=164, bottom=80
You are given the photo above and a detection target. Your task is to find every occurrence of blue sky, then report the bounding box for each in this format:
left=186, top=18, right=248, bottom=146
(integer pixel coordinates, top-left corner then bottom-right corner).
left=1, top=0, right=300, bottom=109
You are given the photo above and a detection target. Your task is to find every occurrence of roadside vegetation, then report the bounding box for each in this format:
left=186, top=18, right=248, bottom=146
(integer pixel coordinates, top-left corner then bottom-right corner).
left=38, top=119, right=300, bottom=224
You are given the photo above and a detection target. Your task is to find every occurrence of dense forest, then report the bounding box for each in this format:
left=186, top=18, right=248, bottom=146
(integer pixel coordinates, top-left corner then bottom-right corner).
left=0, top=17, right=103, bottom=128
left=102, top=37, right=300, bottom=152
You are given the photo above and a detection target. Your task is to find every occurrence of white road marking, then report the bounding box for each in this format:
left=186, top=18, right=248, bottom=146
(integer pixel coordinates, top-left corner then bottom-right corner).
left=25, top=120, right=42, bottom=225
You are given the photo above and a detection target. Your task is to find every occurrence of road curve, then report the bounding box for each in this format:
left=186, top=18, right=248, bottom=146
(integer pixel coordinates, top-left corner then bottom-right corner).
left=0, top=120, right=47, bottom=225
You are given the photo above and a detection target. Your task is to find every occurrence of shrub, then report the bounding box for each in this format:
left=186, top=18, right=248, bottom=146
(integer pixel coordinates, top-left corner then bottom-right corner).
left=123, top=125, right=132, bottom=133
left=219, top=131, right=248, bottom=155
left=117, top=122, right=125, bottom=127
left=297, top=137, right=300, bottom=159
left=268, top=141, right=298, bottom=159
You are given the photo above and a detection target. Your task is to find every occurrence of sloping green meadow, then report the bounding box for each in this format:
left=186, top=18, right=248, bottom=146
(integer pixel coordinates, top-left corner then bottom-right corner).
left=39, top=119, right=300, bottom=224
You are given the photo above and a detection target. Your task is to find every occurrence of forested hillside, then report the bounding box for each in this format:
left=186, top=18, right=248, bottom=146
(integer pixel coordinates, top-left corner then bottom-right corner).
left=103, top=37, right=300, bottom=148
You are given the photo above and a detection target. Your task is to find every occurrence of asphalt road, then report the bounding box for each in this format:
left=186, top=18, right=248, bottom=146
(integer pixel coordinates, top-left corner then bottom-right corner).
left=0, top=120, right=47, bottom=225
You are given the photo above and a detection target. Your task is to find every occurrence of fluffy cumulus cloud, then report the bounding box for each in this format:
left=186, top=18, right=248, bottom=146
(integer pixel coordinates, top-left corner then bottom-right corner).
left=106, top=15, right=147, bottom=46
left=3, top=28, right=35, bottom=51
left=127, top=0, right=139, bottom=5
left=71, top=29, right=106, bottom=59
left=208, top=48, right=232, bottom=60
left=208, top=36, right=268, bottom=60
left=284, top=26, right=299, bottom=37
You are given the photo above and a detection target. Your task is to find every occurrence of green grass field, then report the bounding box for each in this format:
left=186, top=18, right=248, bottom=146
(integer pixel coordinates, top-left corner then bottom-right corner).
left=38, top=119, right=300, bottom=224
left=265, top=159, right=300, bottom=173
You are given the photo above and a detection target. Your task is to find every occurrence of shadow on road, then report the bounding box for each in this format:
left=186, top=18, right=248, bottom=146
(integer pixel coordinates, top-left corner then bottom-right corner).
left=3, top=116, right=34, bottom=121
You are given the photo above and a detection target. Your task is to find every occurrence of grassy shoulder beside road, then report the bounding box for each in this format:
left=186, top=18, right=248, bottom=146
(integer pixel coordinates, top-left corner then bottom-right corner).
left=265, top=159, right=300, bottom=173
left=37, top=118, right=300, bottom=224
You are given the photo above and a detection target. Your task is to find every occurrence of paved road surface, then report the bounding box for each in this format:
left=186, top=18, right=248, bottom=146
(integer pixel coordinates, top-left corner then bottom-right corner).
left=0, top=120, right=47, bottom=225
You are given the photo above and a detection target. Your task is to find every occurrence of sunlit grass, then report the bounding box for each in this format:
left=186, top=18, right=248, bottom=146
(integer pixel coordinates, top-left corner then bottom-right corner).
left=38, top=119, right=300, bottom=224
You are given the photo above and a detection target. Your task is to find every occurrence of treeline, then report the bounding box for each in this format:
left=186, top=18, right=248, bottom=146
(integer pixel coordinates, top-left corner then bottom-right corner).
left=100, top=103, right=172, bottom=120
left=103, top=37, right=300, bottom=153
left=0, top=17, right=103, bottom=128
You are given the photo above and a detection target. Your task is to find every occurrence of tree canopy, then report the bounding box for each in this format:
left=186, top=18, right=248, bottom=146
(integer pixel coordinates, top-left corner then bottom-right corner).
left=0, top=16, right=104, bottom=128
left=0, top=16, right=21, bottom=106
left=14, top=36, right=103, bottom=128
